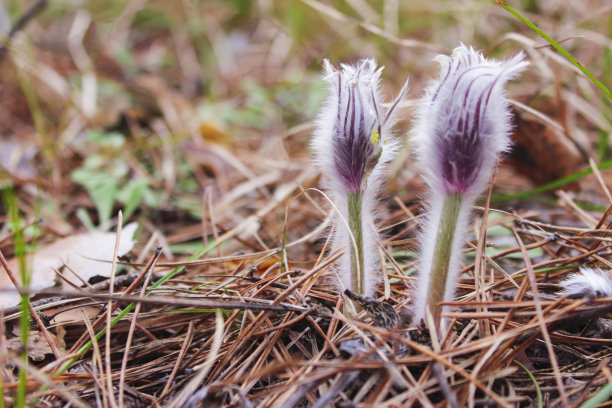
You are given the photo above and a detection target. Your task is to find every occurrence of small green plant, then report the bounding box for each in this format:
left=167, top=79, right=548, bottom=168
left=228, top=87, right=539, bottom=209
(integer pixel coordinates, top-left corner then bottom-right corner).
left=71, top=131, right=156, bottom=227
left=514, top=360, right=542, bottom=408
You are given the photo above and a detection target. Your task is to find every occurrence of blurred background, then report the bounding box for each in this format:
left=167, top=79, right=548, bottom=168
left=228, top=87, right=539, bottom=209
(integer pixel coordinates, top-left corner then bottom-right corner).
left=1, top=0, right=611, bottom=247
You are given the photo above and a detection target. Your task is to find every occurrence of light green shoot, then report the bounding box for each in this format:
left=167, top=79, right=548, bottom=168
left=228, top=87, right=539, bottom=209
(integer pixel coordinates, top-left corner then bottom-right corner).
left=579, top=383, right=612, bottom=408
left=514, top=360, right=542, bottom=408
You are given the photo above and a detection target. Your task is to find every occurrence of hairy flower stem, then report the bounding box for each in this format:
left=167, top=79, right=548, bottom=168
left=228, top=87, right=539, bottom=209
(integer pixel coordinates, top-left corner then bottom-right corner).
left=348, top=193, right=364, bottom=294
left=427, top=192, right=462, bottom=323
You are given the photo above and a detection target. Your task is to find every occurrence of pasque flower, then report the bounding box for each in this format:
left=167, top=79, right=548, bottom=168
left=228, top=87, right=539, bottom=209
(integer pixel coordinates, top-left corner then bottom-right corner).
left=412, top=45, right=528, bottom=324
left=313, top=59, right=408, bottom=296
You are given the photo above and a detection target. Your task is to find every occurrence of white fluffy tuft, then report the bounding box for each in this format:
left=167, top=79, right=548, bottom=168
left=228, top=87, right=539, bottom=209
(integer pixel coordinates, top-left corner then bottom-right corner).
left=559, top=268, right=612, bottom=298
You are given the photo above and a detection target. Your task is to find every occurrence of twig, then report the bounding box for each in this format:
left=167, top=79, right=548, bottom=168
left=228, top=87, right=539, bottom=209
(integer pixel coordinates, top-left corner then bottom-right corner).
left=0, top=0, right=48, bottom=61
left=167, top=310, right=225, bottom=408
left=1, top=272, right=165, bottom=318
left=6, top=287, right=313, bottom=314
left=512, top=228, right=570, bottom=406
left=159, top=320, right=194, bottom=399
left=119, top=245, right=162, bottom=408
left=105, top=213, right=122, bottom=408
left=81, top=308, right=106, bottom=408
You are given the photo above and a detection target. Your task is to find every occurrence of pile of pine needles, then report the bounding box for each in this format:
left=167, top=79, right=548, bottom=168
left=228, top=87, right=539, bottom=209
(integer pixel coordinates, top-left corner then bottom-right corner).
left=1, top=1, right=612, bottom=407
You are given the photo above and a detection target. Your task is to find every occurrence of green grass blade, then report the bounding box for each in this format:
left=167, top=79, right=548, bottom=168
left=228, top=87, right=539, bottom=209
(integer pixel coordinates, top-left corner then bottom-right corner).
left=493, top=159, right=612, bottom=203
left=2, top=188, right=30, bottom=408
left=0, top=374, right=4, bottom=408
left=496, top=0, right=612, bottom=101
left=514, top=360, right=542, bottom=408
left=579, top=383, right=612, bottom=408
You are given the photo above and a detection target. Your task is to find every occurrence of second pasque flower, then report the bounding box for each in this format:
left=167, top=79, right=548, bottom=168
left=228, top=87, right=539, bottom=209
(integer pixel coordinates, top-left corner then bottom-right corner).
left=313, top=59, right=408, bottom=297
left=412, top=45, right=528, bottom=324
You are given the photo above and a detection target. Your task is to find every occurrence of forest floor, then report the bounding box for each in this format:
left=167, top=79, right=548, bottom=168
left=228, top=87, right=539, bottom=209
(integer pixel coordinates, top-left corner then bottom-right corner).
left=1, top=1, right=612, bottom=407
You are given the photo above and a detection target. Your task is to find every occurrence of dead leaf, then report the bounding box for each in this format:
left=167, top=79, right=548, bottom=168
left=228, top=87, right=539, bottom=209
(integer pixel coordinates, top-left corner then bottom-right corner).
left=199, top=120, right=230, bottom=144
left=47, top=305, right=100, bottom=325
left=0, top=223, right=138, bottom=308
left=509, top=108, right=585, bottom=186
left=6, top=330, right=66, bottom=361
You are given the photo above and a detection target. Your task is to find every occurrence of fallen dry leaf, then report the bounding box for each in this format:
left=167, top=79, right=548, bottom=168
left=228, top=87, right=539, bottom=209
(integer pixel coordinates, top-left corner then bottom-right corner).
left=509, top=109, right=585, bottom=186
left=0, top=223, right=138, bottom=308
left=47, top=305, right=100, bottom=325
left=6, top=330, right=66, bottom=362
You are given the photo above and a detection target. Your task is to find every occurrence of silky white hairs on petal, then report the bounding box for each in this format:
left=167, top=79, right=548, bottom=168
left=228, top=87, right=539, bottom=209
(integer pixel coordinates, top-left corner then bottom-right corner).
left=412, top=44, right=528, bottom=200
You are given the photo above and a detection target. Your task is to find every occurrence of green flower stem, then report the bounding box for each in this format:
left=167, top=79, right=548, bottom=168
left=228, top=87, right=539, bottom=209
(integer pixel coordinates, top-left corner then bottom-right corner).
left=427, top=192, right=462, bottom=324
left=348, top=193, right=364, bottom=294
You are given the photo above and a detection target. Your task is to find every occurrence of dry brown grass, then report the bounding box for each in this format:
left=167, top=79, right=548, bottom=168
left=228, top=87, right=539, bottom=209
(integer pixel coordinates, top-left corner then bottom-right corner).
left=1, top=0, right=612, bottom=406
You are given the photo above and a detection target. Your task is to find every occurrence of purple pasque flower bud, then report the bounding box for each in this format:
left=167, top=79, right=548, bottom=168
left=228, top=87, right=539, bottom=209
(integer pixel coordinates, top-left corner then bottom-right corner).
left=412, top=45, right=528, bottom=325
left=413, top=44, right=528, bottom=199
left=315, top=59, right=406, bottom=195
left=313, top=59, right=408, bottom=296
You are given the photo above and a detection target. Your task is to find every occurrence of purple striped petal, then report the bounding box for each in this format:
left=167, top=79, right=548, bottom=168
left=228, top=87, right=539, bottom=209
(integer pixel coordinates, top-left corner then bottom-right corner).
left=413, top=45, right=528, bottom=197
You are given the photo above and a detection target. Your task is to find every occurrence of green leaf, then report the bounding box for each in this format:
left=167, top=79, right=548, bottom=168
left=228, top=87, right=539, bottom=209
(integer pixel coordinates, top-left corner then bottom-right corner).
left=72, top=169, right=118, bottom=227
left=492, top=159, right=612, bottom=203
left=169, top=241, right=207, bottom=255
left=465, top=246, right=543, bottom=260
left=141, top=186, right=161, bottom=208
left=117, top=179, right=147, bottom=220
left=87, top=130, right=125, bottom=149
left=75, top=208, right=96, bottom=232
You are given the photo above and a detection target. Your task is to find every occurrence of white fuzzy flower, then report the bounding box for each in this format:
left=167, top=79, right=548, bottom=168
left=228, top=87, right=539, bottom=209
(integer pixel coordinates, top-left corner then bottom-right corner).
left=411, top=45, right=528, bottom=324
left=412, top=44, right=528, bottom=200
left=312, top=59, right=408, bottom=296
